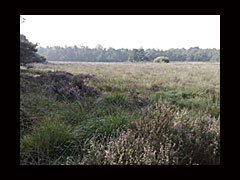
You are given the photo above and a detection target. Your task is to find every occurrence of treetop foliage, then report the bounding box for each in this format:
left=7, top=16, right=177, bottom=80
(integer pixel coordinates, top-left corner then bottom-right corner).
left=37, top=45, right=220, bottom=62
left=20, top=34, right=46, bottom=66
left=20, top=16, right=46, bottom=66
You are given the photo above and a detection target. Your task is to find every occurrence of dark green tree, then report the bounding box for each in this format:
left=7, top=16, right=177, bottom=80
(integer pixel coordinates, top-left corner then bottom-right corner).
left=20, top=17, right=46, bottom=66
left=20, top=34, right=46, bottom=66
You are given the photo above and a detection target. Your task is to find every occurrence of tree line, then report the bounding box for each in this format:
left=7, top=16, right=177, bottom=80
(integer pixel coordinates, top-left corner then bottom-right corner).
left=21, top=16, right=219, bottom=64
left=38, top=45, right=220, bottom=62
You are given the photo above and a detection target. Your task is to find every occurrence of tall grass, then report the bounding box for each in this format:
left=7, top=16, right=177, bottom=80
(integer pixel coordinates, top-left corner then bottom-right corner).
left=20, top=114, right=76, bottom=164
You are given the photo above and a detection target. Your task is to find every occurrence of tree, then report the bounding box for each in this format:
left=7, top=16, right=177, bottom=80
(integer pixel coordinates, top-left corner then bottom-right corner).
left=20, top=16, right=46, bottom=66
left=20, top=34, right=46, bottom=66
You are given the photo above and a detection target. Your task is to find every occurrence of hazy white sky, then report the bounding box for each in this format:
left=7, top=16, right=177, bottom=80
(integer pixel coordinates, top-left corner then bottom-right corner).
left=20, top=15, right=220, bottom=50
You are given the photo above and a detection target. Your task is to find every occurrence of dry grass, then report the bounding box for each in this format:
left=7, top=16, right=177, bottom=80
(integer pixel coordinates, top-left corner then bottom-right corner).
left=33, top=61, right=219, bottom=91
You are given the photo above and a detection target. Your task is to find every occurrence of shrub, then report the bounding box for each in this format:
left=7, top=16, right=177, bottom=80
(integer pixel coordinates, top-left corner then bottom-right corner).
left=153, top=56, right=169, bottom=63
left=79, top=129, right=172, bottom=165
left=20, top=71, right=101, bottom=101
left=78, top=98, right=220, bottom=165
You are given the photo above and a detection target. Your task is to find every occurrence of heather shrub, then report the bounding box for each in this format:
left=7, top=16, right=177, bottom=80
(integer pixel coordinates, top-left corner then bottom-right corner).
left=21, top=71, right=101, bottom=101
left=59, top=111, right=132, bottom=163
left=79, top=130, right=172, bottom=165
left=79, top=98, right=220, bottom=165
left=20, top=73, right=39, bottom=93
left=73, top=73, right=95, bottom=79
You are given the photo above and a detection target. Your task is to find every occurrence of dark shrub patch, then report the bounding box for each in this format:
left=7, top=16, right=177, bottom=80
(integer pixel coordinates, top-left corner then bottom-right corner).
left=39, top=71, right=100, bottom=101
left=20, top=73, right=34, bottom=80
left=73, top=73, right=95, bottom=79
left=21, top=71, right=101, bottom=101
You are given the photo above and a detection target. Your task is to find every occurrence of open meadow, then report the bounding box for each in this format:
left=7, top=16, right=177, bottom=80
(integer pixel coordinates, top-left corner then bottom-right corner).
left=20, top=61, right=220, bottom=165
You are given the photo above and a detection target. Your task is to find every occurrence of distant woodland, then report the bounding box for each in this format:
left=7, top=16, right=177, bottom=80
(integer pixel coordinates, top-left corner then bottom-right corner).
left=38, top=45, right=220, bottom=62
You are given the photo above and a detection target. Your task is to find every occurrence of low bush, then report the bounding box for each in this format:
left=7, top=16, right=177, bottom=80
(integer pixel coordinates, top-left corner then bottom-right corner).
left=20, top=71, right=101, bottom=101
left=79, top=98, right=220, bottom=165
left=153, top=56, right=170, bottom=63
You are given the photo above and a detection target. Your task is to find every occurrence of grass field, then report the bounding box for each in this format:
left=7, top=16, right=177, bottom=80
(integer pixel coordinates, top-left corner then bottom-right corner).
left=20, top=61, right=220, bottom=165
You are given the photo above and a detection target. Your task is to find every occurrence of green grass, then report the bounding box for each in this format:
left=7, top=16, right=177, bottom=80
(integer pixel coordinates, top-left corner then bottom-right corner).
left=20, top=61, right=220, bottom=165
left=20, top=114, right=76, bottom=164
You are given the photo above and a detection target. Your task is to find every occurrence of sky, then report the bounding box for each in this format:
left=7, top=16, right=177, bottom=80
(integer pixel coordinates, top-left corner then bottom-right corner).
left=20, top=15, right=220, bottom=50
